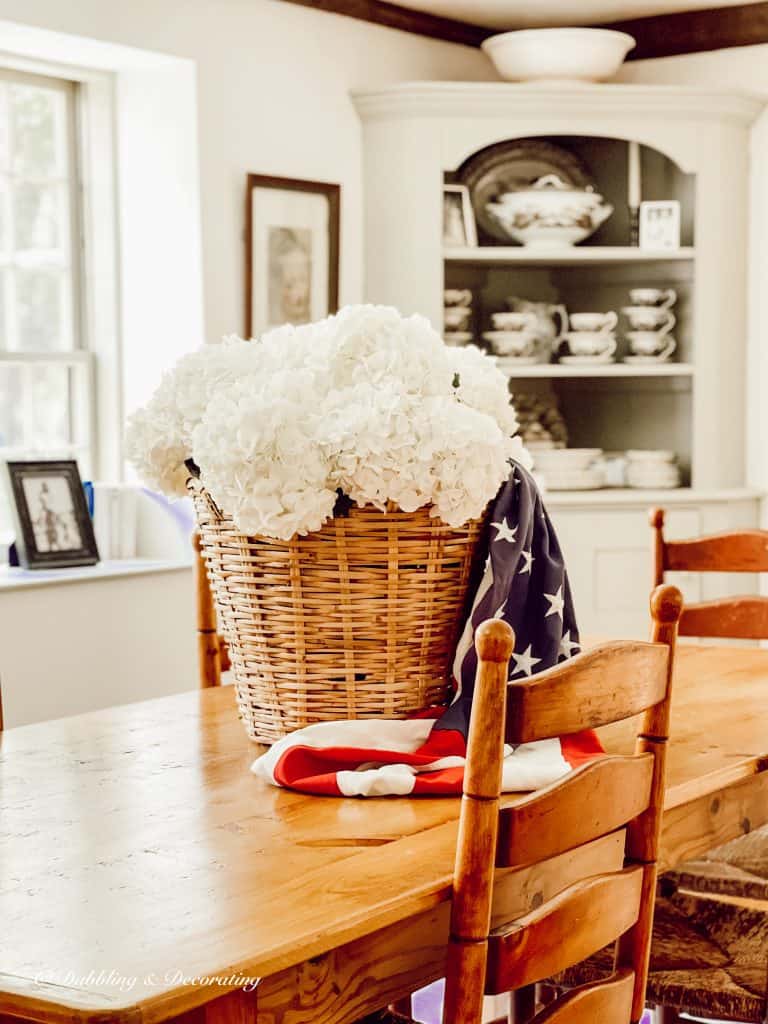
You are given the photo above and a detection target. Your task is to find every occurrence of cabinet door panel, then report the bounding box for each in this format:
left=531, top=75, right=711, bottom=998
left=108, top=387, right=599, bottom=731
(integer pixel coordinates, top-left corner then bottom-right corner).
left=550, top=506, right=701, bottom=637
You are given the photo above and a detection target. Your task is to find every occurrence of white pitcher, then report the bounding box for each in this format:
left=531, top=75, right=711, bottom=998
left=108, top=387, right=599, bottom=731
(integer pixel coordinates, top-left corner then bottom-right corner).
left=506, top=298, right=569, bottom=360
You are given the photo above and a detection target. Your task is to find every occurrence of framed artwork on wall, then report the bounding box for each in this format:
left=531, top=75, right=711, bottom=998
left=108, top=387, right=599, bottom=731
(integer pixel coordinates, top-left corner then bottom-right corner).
left=245, top=173, right=340, bottom=337
left=4, top=459, right=100, bottom=569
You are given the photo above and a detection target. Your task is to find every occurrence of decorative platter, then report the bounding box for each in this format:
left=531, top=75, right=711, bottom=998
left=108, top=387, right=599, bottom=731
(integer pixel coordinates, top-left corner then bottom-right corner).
left=455, top=138, right=595, bottom=243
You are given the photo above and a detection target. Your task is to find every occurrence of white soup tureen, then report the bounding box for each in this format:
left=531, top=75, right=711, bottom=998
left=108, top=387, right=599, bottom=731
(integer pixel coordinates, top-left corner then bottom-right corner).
left=486, top=173, right=613, bottom=248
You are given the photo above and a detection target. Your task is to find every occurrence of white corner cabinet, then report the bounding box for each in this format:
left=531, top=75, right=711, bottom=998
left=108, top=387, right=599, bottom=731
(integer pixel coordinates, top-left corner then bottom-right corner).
left=354, top=82, right=765, bottom=636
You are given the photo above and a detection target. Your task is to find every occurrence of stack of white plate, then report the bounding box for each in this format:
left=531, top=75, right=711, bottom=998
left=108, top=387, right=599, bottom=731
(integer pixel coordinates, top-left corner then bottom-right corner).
left=625, top=450, right=681, bottom=489
left=533, top=448, right=604, bottom=490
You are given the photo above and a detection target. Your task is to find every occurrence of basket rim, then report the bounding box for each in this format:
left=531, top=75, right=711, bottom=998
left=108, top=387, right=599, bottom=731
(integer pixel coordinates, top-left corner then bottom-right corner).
left=188, top=477, right=487, bottom=540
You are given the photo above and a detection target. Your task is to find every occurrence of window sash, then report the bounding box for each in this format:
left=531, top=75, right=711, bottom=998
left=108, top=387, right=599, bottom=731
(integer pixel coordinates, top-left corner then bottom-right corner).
left=0, top=68, right=82, bottom=357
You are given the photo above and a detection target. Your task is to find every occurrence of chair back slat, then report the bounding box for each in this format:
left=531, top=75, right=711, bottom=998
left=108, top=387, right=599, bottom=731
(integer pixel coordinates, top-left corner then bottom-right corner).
left=664, top=530, right=768, bottom=574
left=485, top=867, right=643, bottom=993
left=505, top=642, right=668, bottom=744
left=496, top=754, right=654, bottom=868
left=442, top=584, right=683, bottom=1024
left=651, top=508, right=768, bottom=641
left=679, top=596, right=768, bottom=640
left=491, top=831, right=626, bottom=928
left=530, top=971, right=635, bottom=1024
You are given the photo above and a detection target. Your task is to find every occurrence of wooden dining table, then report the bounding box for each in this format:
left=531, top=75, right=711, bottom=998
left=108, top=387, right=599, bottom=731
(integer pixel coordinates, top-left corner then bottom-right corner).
left=1, top=642, right=767, bottom=1024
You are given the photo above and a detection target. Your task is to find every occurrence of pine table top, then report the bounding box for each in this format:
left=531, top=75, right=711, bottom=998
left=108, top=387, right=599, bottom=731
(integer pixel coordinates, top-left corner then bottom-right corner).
left=0, top=642, right=766, bottom=1024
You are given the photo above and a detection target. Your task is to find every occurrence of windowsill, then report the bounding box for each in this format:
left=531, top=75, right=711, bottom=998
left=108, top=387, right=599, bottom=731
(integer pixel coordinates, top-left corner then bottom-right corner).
left=0, top=558, right=192, bottom=591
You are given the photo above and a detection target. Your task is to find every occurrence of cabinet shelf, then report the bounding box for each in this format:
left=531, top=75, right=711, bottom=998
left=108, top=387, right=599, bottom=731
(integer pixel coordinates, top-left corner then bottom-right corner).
left=444, top=246, right=695, bottom=266
left=544, top=487, right=763, bottom=507
left=495, top=360, right=694, bottom=379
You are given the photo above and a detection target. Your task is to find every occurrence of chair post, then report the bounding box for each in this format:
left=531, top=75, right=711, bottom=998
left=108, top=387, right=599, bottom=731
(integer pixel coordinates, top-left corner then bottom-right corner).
left=194, top=530, right=222, bottom=688
left=650, top=508, right=666, bottom=588
left=617, top=583, right=683, bottom=1024
left=443, top=619, right=515, bottom=1024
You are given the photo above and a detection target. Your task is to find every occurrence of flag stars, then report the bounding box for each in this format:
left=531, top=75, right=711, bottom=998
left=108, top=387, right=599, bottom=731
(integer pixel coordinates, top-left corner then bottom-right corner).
left=492, top=517, right=518, bottom=544
left=519, top=549, right=534, bottom=575
left=559, top=630, right=580, bottom=660
left=544, top=585, right=565, bottom=619
left=510, top=644, right=541, bottom=678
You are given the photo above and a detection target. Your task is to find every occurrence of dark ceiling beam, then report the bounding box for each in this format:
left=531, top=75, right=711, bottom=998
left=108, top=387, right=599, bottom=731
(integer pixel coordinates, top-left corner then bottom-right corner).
left=277, top=0, right=768, bottom=59
left=606, top=1, right=768, bottom=59
left=278, top=0, right=491, bottom=47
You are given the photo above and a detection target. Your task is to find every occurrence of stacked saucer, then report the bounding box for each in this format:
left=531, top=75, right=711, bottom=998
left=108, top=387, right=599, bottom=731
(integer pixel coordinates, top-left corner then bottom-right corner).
left=444, top=288, right=473, bottom=346
left=559, top=311, right=617, bottom=365
left=533, top=448, right=605, bottom=490
left=626, top=450, right=681, bottom=489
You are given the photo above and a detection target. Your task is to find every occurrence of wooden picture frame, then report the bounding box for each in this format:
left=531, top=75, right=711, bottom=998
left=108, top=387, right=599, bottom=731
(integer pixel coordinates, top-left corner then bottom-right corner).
left=443, top=183, right=478, bottom=248
left=245, top=173, right=340, bottom=338
left=4, top=459, right=99, bottom=569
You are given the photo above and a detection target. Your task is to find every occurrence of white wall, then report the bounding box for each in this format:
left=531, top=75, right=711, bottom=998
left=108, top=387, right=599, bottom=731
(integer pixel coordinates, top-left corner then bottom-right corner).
left=0, top=1, right=492, bottom=725
left=617, top=47, right=768, bottom=508
left=616, top=44, right=768, bottom=92
left=0, top=0, right=492, bottom=351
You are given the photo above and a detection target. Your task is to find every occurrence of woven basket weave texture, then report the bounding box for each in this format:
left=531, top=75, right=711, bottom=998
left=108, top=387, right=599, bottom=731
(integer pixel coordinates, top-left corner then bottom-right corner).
left=191, top=482, right=484, bottom=744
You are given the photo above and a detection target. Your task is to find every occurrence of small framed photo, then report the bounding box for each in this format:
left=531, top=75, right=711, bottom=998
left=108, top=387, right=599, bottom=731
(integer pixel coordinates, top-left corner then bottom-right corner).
left=639, top=200, right=681, bottom=251
left=4, top=460, right=99, bottom=569
left=246, top=173, right=340, bottom=338
left=443, top=184, right=478, bottom=248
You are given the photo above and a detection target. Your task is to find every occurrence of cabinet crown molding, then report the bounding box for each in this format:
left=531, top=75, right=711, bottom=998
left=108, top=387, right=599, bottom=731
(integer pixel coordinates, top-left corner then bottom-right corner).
left=352, top=82, right=764, bottom=125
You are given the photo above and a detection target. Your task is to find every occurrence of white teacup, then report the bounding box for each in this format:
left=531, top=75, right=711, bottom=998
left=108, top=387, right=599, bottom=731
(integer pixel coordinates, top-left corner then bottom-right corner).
left=622, top=306, right=676, bottom=334
left=629, top=288, right=676, bottom=309
left=569, top=311, right=617, bottom=333
left=626, top=331, right=677, bottom=360
left=444, top=289, right=472, bottom=308
left=489, top=331, right=536, bottom=358
left=491, top=311, right=537, bottom=331
left=563, top=331, right=617, bottom=358
left=444, top=306, right=471, bottom=330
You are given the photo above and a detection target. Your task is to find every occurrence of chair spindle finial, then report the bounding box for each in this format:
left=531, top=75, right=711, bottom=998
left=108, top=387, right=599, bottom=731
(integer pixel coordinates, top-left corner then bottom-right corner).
left=475, top=619, right=515, bottom=664
left=650, top=583, right=683, bottom=625
left=649, top=507, right=665, bottom=531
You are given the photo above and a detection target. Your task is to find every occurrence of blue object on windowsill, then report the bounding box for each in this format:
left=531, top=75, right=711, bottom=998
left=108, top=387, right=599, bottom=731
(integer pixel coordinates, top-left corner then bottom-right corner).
left=83, top=480, right=95, bottom=518
left=8, top=541, right=18, bottom=567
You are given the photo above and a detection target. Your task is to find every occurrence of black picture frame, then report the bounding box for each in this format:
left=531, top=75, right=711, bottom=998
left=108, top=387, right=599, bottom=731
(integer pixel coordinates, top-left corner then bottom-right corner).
left=4, top=460, right=100, bottom=570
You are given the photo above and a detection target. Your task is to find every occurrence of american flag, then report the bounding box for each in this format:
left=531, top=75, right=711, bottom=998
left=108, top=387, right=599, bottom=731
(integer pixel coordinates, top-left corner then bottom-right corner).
left=253, top=462, right=602, bottom=796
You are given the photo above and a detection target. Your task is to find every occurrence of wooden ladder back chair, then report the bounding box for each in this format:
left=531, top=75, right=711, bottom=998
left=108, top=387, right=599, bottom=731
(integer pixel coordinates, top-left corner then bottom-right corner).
left=443, top=583, right=683, bottom=1024
left=651, top=507, right=768, bottom=640
left=193, top=531, right=229, bottom=688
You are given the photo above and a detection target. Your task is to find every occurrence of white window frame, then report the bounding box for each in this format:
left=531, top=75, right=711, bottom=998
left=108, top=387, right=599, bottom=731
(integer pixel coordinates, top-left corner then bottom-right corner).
left=0, top=53, right=121, bottom=488
left=0, top=22, right=205, bottom=503
left=0, top=66, right=97, bottom=476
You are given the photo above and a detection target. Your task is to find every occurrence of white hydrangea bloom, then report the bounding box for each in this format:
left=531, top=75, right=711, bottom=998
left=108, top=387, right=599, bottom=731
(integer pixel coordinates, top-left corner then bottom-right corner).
left=126, top=304, right=530, bottom=539
left=124, top=337, right=261, bottom=496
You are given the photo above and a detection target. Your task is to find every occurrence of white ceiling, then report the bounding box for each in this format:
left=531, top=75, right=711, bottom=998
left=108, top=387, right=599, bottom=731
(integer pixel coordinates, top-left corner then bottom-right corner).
left=390, top=0, right=754, bottom=30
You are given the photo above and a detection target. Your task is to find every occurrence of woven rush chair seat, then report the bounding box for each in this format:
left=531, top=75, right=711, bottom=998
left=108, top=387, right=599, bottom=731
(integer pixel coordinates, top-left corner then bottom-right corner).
left=665, top=824, right=768, bottom=902
left=558, top=888, right=768, bottom=1022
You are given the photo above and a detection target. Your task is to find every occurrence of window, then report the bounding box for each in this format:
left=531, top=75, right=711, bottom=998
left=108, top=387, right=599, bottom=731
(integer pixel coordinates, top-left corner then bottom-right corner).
left=0, top=67, right=91, bottom=537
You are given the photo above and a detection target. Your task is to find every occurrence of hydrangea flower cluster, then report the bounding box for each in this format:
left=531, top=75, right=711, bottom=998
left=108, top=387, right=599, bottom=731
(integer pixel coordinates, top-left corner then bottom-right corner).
left=125, top=305, right=530, bottom=540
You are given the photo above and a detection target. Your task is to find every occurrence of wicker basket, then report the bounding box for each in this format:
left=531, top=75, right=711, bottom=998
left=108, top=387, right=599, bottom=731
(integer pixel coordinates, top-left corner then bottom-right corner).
left=191, top=480, right=485, bottom=744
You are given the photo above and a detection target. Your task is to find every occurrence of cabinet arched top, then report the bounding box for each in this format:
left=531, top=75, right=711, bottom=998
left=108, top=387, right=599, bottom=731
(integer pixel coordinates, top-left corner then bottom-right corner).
left=450, top=133, right=691, bottom=178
